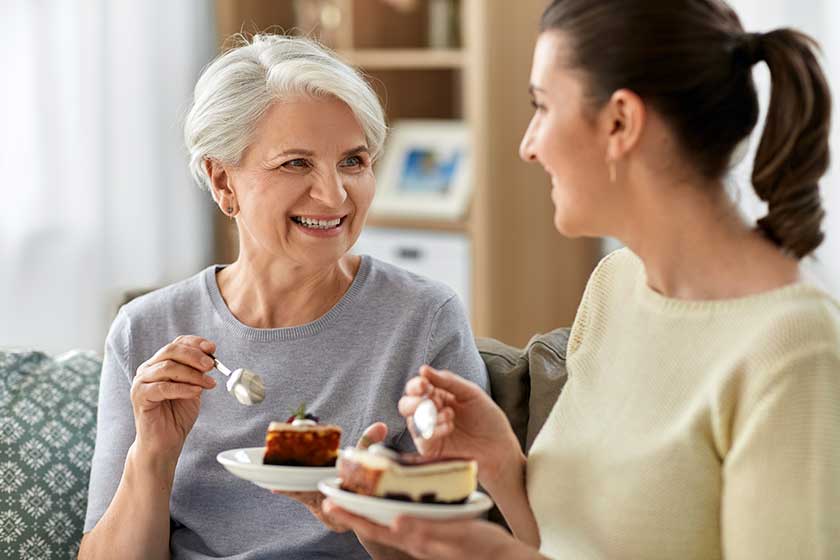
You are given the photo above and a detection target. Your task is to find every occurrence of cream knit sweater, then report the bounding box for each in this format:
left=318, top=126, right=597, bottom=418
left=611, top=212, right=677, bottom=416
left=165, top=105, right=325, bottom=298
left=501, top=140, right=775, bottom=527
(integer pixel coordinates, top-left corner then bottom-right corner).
left=527, top=249, right=840, bottom=559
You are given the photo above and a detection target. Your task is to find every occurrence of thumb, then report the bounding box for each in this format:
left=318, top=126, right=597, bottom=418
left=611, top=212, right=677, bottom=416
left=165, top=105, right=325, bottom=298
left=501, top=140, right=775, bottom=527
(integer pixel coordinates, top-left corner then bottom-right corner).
left=356, top=422, right=388, bottom=449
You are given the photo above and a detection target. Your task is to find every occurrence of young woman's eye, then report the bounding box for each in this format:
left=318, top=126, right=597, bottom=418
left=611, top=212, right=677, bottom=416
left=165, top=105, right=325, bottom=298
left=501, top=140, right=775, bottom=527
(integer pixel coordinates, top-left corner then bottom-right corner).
left=530, top=99, right=545, bottom=112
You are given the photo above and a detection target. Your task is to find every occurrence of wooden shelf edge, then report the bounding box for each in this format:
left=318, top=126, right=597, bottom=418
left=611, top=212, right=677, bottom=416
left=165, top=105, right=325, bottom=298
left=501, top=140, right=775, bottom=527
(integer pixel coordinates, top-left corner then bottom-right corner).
left=337, top=48, right=464, bottom=69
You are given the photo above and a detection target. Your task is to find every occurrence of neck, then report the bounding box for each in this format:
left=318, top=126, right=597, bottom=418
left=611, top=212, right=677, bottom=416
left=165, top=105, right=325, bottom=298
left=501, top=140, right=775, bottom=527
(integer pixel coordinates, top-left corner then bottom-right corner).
left=217, top=253, right=361, bottom=328
left=616, top=175, right=799, bottom=300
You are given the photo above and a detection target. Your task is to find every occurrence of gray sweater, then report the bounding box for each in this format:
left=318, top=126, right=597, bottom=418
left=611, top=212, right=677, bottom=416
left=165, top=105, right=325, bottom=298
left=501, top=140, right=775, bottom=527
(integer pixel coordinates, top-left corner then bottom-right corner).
left=84, top=256, right=488, bottom=559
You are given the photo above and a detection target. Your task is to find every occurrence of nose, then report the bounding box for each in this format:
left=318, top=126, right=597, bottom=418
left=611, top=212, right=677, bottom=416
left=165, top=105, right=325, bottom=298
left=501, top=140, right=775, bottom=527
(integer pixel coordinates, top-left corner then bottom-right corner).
left=309, top=170, right=347, bottom=208
left=519, top=119, right=538, bottom=163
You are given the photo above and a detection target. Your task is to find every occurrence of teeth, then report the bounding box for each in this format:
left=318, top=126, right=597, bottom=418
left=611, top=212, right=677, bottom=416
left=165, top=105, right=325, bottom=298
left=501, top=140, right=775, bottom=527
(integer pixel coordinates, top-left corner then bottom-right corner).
left=294, top=217, right=342, bottom=229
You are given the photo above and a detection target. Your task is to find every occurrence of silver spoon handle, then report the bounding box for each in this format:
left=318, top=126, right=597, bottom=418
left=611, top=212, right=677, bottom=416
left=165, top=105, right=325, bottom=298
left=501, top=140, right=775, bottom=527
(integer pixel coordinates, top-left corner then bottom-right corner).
left=209, top=354, right=232, bottom=377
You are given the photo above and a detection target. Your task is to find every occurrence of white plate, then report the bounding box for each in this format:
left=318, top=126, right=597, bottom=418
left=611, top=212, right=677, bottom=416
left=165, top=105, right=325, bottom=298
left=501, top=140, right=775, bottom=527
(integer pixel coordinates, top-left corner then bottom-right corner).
left=216, top=447, right=337, bottom=491
left=318, top=478, right=494, bottom=525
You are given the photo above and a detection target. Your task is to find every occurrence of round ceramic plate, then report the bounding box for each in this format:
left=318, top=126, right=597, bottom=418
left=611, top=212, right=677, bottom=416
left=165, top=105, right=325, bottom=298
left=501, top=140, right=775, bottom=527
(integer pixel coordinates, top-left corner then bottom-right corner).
left=317, top=478, right=494, bottom=525
left=216, top=447, right=337, bottom=491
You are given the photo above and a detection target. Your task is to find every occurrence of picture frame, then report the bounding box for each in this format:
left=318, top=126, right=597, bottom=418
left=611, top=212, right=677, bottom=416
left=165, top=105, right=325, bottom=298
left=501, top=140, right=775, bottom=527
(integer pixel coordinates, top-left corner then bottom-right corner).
left=371, top=120, right=471, bottom=221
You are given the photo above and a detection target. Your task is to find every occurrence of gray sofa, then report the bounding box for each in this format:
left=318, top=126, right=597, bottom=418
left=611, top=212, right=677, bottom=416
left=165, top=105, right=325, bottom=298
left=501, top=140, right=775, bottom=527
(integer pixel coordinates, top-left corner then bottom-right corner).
left=0, top=328, right=569, bottom=558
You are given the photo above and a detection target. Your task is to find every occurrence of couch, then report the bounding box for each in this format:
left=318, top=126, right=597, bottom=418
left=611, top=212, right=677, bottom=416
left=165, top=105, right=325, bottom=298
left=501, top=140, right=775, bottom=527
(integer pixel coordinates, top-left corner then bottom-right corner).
left=0, top=329, right=569, bottom=558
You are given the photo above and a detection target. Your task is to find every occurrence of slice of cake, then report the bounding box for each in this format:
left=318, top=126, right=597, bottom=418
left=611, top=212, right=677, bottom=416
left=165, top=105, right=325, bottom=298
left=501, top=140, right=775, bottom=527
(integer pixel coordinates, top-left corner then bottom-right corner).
left=263, top=405, right=341, bottom=467
left=338, top=444, right=477, bottom=504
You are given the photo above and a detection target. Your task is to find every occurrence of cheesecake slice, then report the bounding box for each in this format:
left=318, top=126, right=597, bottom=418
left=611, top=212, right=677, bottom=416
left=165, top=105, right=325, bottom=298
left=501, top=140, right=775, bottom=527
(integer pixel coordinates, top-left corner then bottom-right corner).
left=263, top=416, right=342, bottom=467
left=338, top=444, right=477, bottom=504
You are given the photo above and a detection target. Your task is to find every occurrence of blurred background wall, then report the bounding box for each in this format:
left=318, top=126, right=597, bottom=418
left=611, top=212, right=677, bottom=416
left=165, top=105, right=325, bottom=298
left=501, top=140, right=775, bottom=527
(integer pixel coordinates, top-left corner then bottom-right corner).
left=0, top=0, right=837, bottom=356
left=1, top=1, right=217, bottom=354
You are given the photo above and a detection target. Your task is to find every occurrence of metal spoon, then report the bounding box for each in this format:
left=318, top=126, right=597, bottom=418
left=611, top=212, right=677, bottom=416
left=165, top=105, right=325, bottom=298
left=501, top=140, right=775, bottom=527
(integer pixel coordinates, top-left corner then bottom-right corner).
left=210, top=354, right=265, bottom=406
left=413, top=396, right=438, bottom=440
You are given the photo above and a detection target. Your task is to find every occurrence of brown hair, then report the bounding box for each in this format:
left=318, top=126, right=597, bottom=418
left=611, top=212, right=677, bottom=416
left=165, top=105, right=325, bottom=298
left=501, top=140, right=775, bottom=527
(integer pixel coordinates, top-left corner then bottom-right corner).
left=540, top=0, right=832, bottom=258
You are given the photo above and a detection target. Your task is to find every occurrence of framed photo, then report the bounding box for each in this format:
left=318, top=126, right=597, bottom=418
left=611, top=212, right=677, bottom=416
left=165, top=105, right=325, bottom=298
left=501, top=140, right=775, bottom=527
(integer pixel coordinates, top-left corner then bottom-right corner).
left=371, top=120, right=471, bottom=220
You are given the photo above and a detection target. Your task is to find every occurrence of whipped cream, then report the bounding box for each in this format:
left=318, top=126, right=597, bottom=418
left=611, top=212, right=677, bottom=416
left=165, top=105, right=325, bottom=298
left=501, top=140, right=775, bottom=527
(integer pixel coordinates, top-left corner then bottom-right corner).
left=291, top=418, right=317, bottom=427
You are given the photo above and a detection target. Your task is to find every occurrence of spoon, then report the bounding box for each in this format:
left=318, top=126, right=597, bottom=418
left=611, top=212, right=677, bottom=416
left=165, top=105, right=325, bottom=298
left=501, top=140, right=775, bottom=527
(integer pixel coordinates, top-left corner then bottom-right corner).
left=413, top=395, right=438, bottom=440
left=209, top=354, right=265, bottom=406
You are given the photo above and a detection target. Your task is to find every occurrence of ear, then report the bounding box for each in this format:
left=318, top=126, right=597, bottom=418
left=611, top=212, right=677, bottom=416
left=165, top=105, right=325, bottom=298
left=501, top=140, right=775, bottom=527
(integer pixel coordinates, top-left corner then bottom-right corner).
left=205, top=158, right=237, bottom=212
left=602, top=89, right=646, bottom=161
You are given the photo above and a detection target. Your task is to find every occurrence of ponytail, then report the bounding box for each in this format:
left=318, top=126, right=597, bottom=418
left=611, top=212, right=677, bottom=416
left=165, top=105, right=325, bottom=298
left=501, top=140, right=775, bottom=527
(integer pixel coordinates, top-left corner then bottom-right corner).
left=751, top=29, right=831, bottom=259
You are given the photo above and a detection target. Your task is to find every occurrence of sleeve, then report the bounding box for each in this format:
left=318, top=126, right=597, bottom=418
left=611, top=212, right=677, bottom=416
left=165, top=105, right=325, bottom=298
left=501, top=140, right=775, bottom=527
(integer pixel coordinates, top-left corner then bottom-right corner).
left=721, top=345, right=840, bottom=559
left=83, top=308, right=139, bottom=533
left=423, top=294, right=489, bottom=395
left=391, top=293, right=489, bottom=454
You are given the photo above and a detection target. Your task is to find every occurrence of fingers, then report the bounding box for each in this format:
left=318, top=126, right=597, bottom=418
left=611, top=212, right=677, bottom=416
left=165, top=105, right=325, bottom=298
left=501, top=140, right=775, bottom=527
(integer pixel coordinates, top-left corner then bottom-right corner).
left=132, top=337, right=218, bottom=408
left=146, top=336, right=217, bottom=374
left=137, top=336, right=218, bottom=389
left=322, top=500, right=396, bottom=543
left=391, top=517, right=485, bottom=559
left=405, top=375, right=454, bottom=400
left=137, top=381, right=203, bottom=404
left=272, top=491, right=322, bottom=509
left=398, top=393, right=454, bottom=417
left=175, top=334, right=216, bottom=355
left=137, top=360, right=217, bottom=389
left=357, top=422, right=388, bottom=449
left=275, top=492, right=349, bottom=532
left=418, top=365, right=480, bottom=398
left=403, top=368, right=464, bottom=408
left=322, top=500, right=481, bottom=560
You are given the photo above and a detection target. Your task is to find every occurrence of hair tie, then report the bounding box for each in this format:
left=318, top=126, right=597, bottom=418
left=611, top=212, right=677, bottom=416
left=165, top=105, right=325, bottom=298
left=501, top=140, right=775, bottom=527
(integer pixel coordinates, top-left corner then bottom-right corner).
left=734, top=32, right=765, bottom=67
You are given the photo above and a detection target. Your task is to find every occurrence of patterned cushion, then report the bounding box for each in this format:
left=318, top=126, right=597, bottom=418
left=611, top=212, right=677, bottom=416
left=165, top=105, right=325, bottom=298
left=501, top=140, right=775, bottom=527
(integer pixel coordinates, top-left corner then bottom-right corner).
left=0, top=350, right=101, bottom=560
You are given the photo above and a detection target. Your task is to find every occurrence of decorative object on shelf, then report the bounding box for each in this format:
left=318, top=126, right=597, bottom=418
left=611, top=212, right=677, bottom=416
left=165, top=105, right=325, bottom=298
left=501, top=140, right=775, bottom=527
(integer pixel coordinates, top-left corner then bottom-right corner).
left=428, top=0, right=458, bottom=48
left=372, top=120, right=471, bottom=220
left=378, top=0, right=419, bottom=12
left=293, top=0, right=348, bottom=49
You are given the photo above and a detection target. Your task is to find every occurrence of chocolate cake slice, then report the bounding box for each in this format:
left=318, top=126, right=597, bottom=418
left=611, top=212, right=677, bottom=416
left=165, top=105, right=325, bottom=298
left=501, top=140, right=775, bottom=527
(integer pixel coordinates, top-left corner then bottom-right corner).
left=263, top=406, right=341, bottom=467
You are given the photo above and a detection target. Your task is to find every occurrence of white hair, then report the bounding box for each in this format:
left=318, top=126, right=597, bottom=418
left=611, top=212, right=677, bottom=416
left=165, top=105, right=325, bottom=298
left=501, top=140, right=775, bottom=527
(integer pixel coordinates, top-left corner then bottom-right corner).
left=184, top=34, right=387, bottom=192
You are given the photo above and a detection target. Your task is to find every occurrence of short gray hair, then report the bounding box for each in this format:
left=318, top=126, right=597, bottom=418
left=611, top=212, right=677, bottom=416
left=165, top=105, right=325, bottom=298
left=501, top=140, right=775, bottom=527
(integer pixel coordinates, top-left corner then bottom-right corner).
left=184, top=34, right=387, bottom=191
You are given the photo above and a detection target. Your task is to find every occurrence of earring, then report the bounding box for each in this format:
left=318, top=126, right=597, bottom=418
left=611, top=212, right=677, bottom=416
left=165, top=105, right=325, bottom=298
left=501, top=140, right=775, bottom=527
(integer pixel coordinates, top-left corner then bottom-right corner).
left=226, top=206, right=234, bottom=214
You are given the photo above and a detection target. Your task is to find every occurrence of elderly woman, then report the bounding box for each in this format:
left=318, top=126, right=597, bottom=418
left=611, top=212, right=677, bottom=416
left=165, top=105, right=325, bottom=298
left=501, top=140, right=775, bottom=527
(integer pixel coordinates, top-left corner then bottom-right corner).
left=78, top=35, right=487, bottom=560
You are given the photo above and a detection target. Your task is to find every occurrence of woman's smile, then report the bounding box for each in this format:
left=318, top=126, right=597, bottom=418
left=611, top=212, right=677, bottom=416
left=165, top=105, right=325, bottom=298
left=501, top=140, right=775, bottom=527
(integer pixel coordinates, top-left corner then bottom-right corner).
left=290, top=214, right=349, bottom=238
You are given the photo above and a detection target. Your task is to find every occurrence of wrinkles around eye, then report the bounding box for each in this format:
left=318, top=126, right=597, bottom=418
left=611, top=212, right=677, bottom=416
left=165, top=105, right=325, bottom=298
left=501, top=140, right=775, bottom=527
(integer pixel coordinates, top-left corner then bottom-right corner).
left=282, top=158, right=311, bottom=170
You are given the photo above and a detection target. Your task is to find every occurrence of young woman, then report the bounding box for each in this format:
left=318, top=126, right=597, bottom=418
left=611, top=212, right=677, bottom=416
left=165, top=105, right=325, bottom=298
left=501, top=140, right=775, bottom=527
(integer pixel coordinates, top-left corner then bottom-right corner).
left=323, top=1, right=839, bottom=558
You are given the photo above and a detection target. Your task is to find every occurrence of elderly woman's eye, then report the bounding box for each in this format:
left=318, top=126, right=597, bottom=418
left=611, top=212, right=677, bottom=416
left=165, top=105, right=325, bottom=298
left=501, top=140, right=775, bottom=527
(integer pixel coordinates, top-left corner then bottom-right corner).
left=282, top=159, right=310, bottom=169
left=340, top=156, right=365, bottom=168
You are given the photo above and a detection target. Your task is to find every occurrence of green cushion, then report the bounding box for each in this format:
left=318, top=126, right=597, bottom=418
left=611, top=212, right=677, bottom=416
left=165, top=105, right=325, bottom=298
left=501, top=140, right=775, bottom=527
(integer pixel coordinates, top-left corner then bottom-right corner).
left=477, top=328, right=570, bottom=532
left=0, top=350, right=101, bottom=560
left=478, top=327, right=570, bottom=453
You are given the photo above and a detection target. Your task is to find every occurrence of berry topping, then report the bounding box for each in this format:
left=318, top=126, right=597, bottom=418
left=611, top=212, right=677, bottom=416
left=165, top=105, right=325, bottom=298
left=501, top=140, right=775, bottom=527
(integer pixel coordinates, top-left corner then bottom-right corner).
left=287, top=403, right=319, bottom=424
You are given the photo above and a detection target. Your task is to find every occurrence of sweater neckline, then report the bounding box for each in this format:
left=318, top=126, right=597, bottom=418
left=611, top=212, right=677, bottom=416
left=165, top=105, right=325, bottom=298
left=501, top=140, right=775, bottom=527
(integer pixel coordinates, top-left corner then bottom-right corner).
left=203, top=256, right=371, bottom=342
left=624, top=250, right=821, bottom=314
